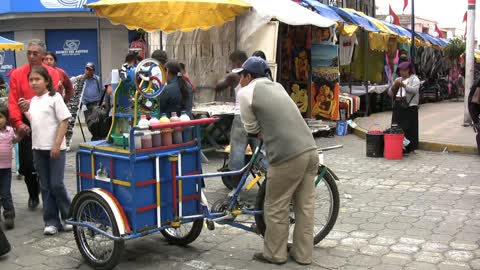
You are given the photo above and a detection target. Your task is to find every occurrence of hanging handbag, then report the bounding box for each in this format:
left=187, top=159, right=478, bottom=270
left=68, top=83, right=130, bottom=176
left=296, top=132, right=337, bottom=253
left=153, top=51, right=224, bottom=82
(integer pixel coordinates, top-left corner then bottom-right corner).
left=397, top=86, right=416, bottom=109
left=86, top=79, right=111, bottom=138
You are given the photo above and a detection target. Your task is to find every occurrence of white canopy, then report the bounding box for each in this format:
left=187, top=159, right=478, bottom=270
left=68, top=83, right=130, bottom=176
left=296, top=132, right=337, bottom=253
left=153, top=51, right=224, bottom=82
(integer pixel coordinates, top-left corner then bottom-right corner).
left=239, top=0, right=337, bottom=46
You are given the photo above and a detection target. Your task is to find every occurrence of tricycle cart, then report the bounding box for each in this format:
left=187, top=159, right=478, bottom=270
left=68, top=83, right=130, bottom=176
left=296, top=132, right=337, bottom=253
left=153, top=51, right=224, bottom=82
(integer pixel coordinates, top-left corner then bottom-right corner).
left=69, top=2, right=340, bottom=268
left=68, top=110, right=341, bottom=269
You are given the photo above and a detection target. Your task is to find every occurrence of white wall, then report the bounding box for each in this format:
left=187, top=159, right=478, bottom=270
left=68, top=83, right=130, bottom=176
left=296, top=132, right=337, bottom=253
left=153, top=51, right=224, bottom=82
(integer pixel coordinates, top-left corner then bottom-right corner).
left=13, top=30, right=46, bottom=66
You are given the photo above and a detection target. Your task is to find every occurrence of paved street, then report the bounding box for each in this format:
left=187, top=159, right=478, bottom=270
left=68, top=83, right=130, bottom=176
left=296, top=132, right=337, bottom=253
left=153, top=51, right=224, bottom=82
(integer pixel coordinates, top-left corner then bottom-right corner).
left=1, top=134, right=480, bottom=270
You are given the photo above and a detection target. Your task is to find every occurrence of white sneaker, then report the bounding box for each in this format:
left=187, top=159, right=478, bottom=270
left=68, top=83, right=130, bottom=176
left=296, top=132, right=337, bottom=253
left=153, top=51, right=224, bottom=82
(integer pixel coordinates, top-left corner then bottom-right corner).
left=44, top=225, right=58, bottom=235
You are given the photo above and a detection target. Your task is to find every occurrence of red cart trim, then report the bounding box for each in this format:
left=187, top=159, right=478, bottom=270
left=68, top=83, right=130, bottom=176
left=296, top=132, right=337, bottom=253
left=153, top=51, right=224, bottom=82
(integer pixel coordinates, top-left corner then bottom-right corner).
left=182, top=194, right=200, bottom=202
left=170, top=160, right=178, bottom=217
left=110, top=159, right=114, bottom=179
left=136, top=204, right=157, bottom=213
left=183, top=171, right=202, bottom=176
left=135, top=179, right=157, bottom=187
left=135, top=141, right=196, bottom=153
left=77, top=172, right=92, bottom=178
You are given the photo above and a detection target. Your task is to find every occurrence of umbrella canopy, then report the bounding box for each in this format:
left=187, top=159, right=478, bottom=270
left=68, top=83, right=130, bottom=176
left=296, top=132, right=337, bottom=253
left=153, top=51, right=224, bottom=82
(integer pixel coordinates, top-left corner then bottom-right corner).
left=87, top=0, right=251, bottom=33
left=0, top=36, right=23, bottom=51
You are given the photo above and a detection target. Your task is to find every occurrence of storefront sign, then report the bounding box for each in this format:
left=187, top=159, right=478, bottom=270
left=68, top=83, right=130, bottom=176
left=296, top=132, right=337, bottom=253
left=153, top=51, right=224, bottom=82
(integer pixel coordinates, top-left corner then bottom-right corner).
left=0, top=32, right=16, bottom=84
left=0, top=0, right=98, bottom=14
left=56, top=40, right=89, bottom=56
left=46, top=29, right=98, bottom=78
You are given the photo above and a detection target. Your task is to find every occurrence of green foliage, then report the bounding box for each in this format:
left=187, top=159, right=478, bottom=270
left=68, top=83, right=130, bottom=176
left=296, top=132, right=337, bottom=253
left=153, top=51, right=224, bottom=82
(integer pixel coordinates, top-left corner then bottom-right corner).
left=444, top=38, right=466, bottom=63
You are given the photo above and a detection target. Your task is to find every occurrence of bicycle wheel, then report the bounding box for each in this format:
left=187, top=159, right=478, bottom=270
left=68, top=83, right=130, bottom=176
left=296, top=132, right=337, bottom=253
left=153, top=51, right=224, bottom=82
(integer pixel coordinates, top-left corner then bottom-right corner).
left=160, top=219, right=203, bottom=246
left=254, top=167, right=340, bottom=245
left=72, top=192, right=124, bottom=270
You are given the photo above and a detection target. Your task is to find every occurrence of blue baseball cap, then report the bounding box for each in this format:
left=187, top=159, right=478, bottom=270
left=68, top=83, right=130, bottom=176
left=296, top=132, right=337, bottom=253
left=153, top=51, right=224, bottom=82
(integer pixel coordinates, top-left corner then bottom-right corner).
left=232, top=56, right=269, bottom=76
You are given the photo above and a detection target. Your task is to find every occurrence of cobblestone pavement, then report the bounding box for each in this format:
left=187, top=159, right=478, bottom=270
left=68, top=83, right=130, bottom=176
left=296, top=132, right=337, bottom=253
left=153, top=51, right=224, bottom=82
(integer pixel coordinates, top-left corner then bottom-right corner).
left=1, top=134, right=480, bottom=270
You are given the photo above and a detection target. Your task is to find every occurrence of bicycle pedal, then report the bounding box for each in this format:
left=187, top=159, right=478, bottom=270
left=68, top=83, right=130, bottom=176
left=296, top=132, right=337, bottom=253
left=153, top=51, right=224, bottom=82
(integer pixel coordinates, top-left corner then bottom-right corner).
left=206, top=219, right=215, bottom=231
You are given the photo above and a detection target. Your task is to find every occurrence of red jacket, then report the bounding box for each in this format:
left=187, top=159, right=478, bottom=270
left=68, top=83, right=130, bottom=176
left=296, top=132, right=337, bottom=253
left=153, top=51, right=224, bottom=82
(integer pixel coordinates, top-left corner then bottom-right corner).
left=56, top=67, right=73, bottom=102
left=8, top=64, right=60, bottom=128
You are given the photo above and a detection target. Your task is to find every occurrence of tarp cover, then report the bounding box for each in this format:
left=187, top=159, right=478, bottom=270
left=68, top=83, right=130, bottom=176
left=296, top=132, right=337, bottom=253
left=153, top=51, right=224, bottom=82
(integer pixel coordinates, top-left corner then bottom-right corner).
left=0, top=36, right=23, bottom=51
left=238, top=0, right=336, bottom=45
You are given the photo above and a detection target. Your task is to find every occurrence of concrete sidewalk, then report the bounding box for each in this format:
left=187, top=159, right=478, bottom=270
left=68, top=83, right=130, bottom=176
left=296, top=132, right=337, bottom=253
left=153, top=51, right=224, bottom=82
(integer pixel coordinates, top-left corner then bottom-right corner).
left=353, top=100, right=478, bottom=154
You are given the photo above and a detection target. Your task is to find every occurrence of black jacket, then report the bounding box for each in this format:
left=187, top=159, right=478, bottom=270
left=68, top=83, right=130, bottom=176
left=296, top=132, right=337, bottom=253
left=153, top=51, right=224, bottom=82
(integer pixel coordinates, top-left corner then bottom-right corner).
left=468, top=78, right=480, bottom=124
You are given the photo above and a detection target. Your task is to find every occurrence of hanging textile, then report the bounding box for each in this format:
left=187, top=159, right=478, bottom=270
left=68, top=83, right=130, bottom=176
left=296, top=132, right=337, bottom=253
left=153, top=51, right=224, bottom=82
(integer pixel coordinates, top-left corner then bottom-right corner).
left=339, top=33, right=357, bottom=66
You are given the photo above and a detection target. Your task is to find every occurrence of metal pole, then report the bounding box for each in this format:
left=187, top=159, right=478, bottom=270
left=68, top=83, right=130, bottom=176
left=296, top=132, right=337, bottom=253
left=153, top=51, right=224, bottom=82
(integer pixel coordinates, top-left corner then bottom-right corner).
left=464, top=0, right=476, bottom=125
left=410, top=0, right=415, bottom=63
left=160, top=31, right=163, bottom=51
left=364, top=30, right=370, bottom=117
left=96, top=17, right=102, bottom=82
left=234, top=17, right=238, bottom=50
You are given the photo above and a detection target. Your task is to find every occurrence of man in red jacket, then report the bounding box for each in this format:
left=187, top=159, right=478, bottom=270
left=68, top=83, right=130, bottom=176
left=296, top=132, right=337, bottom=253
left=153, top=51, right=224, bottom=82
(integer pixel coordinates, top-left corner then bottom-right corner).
left=8, top=39, right=60, bottom=209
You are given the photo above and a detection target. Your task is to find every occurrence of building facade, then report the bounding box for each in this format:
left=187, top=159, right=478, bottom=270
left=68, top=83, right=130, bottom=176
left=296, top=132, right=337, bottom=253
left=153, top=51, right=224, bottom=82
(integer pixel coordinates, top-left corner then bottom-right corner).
left=0, top=0, right=131, bottom=83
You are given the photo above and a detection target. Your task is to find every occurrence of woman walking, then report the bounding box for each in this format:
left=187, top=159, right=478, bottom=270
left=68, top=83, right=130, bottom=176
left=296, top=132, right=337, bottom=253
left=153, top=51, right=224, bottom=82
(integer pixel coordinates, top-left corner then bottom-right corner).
left=389, top=62, right=420, bottom=154
left=43, top=51, right=73, bottom=103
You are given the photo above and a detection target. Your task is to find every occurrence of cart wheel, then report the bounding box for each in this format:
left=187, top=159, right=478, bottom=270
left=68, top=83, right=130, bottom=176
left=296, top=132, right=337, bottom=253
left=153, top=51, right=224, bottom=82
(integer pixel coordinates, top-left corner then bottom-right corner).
left=160, top=219, right=203, bottom=246
left=72, top=192, right=124, bottom=270
left=254, top=167, right=340, bottom=245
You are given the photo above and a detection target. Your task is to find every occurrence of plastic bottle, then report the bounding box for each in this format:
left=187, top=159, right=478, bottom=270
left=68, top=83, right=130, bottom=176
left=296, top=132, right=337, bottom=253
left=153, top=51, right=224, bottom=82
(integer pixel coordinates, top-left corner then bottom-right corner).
left=149, top=116, right=162, bottom=147
left=138, top=115, right=152, bottom=149
left=180, top=111, right=193, bottom=142
left=159, top=113, right=173, bottom=146
left=170, top=112, right=183, bottom=144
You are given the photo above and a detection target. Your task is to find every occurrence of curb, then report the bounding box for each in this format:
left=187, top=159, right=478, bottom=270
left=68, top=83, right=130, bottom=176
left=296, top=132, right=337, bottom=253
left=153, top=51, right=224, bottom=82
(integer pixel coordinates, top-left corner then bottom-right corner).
left=353, top=127, right=478, bottom=155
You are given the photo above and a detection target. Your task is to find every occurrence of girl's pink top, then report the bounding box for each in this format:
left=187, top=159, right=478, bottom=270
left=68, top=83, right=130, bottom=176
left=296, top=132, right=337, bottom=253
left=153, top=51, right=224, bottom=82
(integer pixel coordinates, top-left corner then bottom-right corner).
left=0, top=126, right=15, bottom=169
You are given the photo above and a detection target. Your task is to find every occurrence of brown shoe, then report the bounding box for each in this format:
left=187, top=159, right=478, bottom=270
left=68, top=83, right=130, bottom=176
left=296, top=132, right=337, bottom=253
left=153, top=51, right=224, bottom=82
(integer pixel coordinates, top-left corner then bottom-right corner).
left=253, top=252, right=287, bottom=265
left=289, top=253, right=311, bottom=265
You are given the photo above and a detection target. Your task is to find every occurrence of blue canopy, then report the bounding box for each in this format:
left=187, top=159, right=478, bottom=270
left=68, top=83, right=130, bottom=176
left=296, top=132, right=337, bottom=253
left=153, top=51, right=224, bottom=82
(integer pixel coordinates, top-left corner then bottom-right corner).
left=329, top=6, right=379, bottom=32
left=438, top=38, right=449, bottom=47
left=417, top=32, right=443, bottom=46
left=383, top=22, right=412, bottom=38
left=300, top=0, right=346, bottom=23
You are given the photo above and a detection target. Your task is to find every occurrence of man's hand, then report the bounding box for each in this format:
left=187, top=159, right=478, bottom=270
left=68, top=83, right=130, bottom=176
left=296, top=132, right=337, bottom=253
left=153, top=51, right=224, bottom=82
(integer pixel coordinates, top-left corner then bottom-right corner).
left=215, top=73, right=240, bottom=92
left=17, top=124, right=31, bottom=137
left=18, top=98, right=30, bottom=112
left=50, top=145, right=61, bottom=159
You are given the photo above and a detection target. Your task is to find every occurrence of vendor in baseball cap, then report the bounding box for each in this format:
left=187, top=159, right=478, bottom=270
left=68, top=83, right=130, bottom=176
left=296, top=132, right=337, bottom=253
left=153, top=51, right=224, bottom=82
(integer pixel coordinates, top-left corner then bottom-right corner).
left=85, top=62, right=95, bottom=70
left=232, top=56, right=271, bottom=87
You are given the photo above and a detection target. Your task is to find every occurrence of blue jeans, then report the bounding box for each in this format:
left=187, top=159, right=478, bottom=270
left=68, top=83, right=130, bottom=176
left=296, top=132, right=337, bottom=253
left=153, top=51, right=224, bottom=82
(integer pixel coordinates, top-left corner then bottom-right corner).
left=0, top=169, right=14, bottom=219
left=228, top=115, right=259, bottom=170
left=33, top=150, right=71, bottom=228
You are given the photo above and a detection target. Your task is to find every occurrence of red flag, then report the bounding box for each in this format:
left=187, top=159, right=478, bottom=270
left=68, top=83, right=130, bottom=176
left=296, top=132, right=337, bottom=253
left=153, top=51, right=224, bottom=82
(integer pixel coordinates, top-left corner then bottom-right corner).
left=403, top=0, right=408, bottom=12
left=389, top=5, right=400, bottom=25
left=435, top=24, right=444, bottom=38
left=463, top=11, right=468, bottom=22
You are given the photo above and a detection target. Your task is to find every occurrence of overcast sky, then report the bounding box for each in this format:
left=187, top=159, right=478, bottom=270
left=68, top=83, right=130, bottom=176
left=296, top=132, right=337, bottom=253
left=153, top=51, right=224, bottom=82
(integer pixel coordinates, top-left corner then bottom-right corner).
left=376, top=0, right=480, bottom=38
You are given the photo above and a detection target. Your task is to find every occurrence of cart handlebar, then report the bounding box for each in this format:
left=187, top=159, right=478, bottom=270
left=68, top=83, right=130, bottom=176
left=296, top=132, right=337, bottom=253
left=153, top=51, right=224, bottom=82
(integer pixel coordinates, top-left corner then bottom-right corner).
left=149, top=117, right=218, bottom=130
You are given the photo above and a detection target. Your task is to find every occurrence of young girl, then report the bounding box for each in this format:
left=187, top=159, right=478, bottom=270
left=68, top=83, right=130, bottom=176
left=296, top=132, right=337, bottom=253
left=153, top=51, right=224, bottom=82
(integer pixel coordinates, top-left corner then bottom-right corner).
left=25, top=66, right=72, bottom=235
left=0, top=105, right=18, bottom=230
